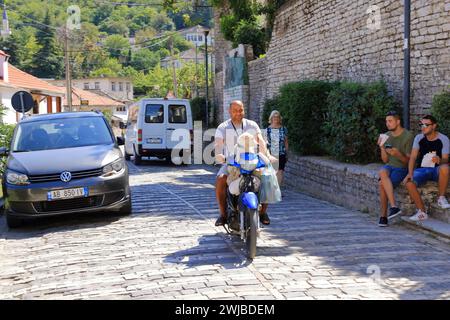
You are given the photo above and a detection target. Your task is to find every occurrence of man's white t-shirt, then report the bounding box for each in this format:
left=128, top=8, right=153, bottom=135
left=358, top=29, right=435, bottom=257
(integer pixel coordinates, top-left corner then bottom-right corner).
left=215, top=118, right=262, bottom=162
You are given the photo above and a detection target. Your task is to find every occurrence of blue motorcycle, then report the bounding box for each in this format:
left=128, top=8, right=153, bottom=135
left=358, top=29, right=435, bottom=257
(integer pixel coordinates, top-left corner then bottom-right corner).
left=225, top=152, right=266, bottom=259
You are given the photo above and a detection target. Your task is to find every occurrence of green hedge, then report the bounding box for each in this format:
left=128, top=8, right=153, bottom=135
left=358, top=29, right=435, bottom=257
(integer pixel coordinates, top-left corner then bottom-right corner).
left=431, top=90, right=450, bottom=137
left=262, top=81, right=336, bottom=155
left=190, top=97, right=212, bottom=123
left=262, top=80, right=398, bottom=164
left=262, top=97, right=279, bottom=128
left=324, top=81, right=397, bottom=163
left=281, top=81, right=336, bottom=155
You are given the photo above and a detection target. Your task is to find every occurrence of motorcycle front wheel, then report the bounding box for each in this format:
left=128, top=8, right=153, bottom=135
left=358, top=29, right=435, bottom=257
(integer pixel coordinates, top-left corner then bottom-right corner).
left=246, top=209, right=258, bottom=259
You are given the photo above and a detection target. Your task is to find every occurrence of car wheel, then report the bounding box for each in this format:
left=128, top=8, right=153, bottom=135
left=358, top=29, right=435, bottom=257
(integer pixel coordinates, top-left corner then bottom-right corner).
left=6, top=214, right=23, bottom=229
left=118, top=198, right=132, bottom=215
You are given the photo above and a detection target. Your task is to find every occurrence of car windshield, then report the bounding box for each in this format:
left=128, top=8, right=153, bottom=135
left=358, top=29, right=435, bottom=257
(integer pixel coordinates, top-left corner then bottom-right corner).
left=12, top=116, right=114, bottom=152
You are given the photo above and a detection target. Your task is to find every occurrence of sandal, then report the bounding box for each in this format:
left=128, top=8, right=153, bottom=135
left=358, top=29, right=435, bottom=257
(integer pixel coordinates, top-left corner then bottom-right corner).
left=259, top=212, right=270, bottom=225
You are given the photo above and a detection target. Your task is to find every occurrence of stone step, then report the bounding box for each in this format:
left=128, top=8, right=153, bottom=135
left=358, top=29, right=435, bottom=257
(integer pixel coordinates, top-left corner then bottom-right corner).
left=401, top=216, right=450, bottom=243
left=395, top=182, right=450, bottom=224
left=428, top=203, right=450, bottom=223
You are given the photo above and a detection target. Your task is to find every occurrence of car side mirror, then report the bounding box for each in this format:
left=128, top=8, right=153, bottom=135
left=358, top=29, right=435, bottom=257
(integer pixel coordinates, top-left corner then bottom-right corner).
left=116, top=136, right=125, bottom=146
left=119, top=122, right=127, bottom=129
left=0, top=147, right=9, bottom=157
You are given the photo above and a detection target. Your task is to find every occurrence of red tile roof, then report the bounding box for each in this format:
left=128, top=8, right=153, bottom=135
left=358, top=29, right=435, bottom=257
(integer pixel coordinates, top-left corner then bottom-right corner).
left=66, top=87, right=124, bottom=107
left=6, top=65, right=65, bottom=96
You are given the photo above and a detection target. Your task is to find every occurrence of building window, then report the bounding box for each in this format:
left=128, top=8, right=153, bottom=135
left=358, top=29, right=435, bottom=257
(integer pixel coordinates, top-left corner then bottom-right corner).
left=126, top=82, right=130, bottom=92
left=119, top=82, right=123, bottom=91
left=198, top=35, right=203, bottom=42
left=111, top=82, right=116, bottom=91
left=95, top=82, right=100, bottom=89
left=84, top=83, right=89, bottom=89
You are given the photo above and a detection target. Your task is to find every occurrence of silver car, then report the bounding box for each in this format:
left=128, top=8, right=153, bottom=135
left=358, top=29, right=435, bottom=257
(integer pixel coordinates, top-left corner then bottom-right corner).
left=0, top=112, right=131, bottom=228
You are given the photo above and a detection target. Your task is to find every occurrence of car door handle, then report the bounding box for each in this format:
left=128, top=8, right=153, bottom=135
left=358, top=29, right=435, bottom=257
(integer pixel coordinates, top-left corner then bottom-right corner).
left=167, top=128, right=176, bottom=131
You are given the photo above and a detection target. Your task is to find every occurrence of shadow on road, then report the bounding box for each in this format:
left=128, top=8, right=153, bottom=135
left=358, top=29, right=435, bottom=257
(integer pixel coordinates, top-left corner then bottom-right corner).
left=129, top=162, right=450, bottom=300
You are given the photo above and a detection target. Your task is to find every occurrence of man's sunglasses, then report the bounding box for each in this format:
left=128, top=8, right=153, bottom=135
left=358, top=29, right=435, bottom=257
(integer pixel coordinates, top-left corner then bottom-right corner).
left=419, top=122, right=433, bottom=128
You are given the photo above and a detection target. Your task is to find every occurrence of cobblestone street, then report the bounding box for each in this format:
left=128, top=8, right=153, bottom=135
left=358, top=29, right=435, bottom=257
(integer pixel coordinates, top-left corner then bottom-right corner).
left=0, top=161, right=449, bottom=300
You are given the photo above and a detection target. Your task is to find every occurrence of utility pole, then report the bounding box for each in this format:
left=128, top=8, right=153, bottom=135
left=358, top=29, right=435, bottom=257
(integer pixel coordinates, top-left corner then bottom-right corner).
left=204, top=30, right=209, bottom=128
left=169, top=36, right=178, bottom=98
left=64, top=27, right=72, bottom=112
left=195, top=42, right=198, bottom=97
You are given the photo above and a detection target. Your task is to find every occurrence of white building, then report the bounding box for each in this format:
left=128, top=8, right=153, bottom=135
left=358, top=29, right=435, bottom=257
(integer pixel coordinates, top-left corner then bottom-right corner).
left=0, top=51, right=65, bottom=124
left=179, top=25, right=213, bottom=47
left=49, top=77, right=133, bottom=102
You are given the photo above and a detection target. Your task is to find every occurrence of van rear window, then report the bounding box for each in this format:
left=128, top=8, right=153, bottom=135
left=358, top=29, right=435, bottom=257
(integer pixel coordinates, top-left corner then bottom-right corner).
left=145, top=104, right=164, bottom=123
left=169, top=105, right=187, bottom=123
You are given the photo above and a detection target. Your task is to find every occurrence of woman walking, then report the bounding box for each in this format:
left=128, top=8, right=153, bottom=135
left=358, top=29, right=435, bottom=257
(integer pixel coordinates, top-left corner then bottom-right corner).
left=265, top=110, right=289, bottom=186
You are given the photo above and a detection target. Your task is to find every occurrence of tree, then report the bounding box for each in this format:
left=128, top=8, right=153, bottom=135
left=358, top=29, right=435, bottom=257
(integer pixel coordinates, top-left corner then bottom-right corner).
left=104, top=34, right=130, bottom=60
left=130, top=49, right=160, bottom=72
left=99, top=19, right=130, bottom=36
left=90, top=57, right=123, bottom=77
left=134, top=27, right=157, bottom=45
left=151, top=12, right=175, bottom=31
left=0, top=31, right=21, bottom=66
left=31, top=11, right=65, bottom=79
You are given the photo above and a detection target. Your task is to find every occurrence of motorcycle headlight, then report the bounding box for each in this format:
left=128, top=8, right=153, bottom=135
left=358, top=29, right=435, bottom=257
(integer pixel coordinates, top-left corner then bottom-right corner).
left=102, top=159, right=125, bottom=176
left=6, top=170, right=30, bottom=185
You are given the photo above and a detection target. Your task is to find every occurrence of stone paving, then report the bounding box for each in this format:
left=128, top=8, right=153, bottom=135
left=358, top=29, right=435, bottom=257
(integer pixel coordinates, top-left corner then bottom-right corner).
left=0, top=161, right=449, bottom=300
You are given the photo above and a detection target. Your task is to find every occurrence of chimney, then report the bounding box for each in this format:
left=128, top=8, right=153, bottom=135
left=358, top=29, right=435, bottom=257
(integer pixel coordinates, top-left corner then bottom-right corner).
left=0, top=50, right=9, bottom=82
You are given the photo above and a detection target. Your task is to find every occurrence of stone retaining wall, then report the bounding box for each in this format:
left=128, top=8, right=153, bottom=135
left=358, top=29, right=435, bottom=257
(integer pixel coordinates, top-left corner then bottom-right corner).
left=284, top=155, right=450, bottom=223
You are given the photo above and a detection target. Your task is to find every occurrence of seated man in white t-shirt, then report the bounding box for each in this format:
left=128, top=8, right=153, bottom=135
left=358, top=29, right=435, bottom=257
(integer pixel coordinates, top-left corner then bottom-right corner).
left=214, top=100, right=275, bottom=226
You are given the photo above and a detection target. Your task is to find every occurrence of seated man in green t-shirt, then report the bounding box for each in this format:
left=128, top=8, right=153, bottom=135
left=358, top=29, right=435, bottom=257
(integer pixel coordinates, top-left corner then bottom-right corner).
left=377, top=111, right=414, bottom=227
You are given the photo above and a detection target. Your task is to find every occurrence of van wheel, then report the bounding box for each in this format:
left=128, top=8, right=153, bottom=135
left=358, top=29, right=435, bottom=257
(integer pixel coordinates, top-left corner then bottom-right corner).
left=133, top=154, right=141, bottom=165
left=133, top=146, right=142, bottom=165
left=6, top=214, right=23, bottom=229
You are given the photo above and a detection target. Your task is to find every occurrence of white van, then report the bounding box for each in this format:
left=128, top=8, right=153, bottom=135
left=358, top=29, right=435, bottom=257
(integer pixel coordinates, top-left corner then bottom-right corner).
left=124, top=98, right=193, bottom=165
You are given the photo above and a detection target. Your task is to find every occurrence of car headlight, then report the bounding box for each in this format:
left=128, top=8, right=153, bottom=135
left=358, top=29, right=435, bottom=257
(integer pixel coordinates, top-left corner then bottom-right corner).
left=6, top=170, right=30, bottom=185
left=102, top=158, right=125, bottom=176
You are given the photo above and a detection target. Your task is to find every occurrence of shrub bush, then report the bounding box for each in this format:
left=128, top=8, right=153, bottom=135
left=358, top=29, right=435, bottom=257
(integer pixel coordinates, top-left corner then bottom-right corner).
left=190, top=96, right=212, bottom=123
left=261, top=96, right=280, bottom=128
left=323, top=81, right=397, bottom=163
left=233, top=20, right=267, bottom=57
left=430, top=90, right=450, bottom=137
left=278, top=81, right=337, bottom=155
left=262, top=81, right=336, bottom=155
left=0, top=123, right=15, bottom=176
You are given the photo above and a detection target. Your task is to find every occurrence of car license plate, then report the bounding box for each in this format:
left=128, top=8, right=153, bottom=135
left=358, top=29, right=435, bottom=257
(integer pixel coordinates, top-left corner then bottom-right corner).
left=47, top=187, right=89, bottom=201
left=147, top=138, right=162, bottom=144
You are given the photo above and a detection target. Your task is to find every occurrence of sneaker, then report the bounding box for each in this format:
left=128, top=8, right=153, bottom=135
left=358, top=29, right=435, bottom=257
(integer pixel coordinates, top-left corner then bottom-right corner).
left=388, top=207, right=402, bottom=220
left=409, top=210, right=428, bottom=222
left=437, top=197, right=450, bottom=209
left=378, top=217, right=388, bottom=227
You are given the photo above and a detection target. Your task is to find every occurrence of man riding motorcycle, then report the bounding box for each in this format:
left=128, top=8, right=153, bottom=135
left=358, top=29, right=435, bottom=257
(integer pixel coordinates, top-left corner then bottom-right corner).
left=214, top=100, right=276, bottom=227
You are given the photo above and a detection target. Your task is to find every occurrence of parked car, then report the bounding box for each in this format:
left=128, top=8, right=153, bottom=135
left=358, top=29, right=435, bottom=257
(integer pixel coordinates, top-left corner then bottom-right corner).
left=0, top=111, right=131, bottom=228
left=123, top=98, right=193, bottom=165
